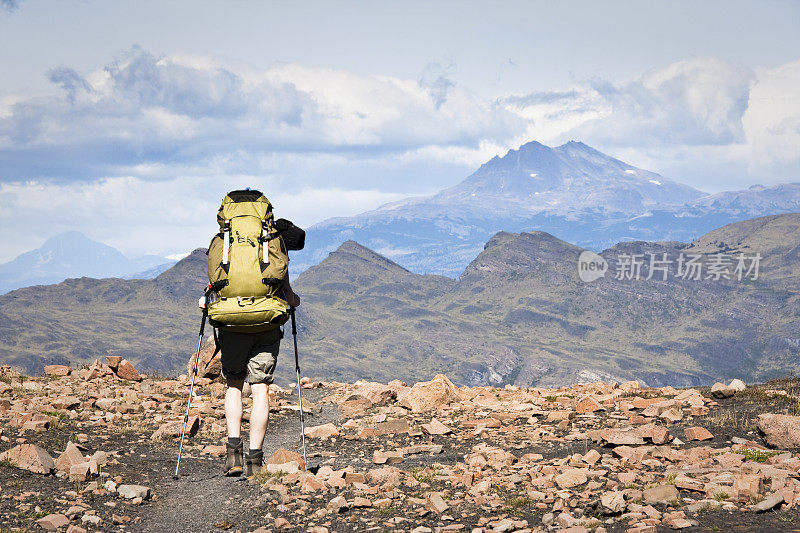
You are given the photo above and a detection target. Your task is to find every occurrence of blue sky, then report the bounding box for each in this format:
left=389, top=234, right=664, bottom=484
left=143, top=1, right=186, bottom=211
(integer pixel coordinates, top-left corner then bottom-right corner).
left=1, top=0, right=799, bottom=261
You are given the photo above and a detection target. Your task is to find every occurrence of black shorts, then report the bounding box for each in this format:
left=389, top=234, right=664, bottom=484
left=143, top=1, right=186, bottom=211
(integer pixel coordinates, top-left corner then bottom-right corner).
left=219, top=328, right=281, bottom=384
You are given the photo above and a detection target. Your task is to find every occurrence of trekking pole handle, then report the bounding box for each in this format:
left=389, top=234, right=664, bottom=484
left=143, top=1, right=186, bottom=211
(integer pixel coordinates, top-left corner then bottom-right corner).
left=289, top=306, right=297, bottom=335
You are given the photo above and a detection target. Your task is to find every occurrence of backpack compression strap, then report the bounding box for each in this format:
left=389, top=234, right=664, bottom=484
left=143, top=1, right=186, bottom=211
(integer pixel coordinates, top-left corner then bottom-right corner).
left=261, top=219, right=269, bottom=265
left=222, top=220, right=231, bottom=265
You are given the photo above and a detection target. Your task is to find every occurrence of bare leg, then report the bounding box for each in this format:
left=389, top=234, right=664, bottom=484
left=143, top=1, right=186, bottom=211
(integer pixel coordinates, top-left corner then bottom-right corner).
left=225, top=378, right=245, bottom=438
left=249, top=382, right=270, bottom=451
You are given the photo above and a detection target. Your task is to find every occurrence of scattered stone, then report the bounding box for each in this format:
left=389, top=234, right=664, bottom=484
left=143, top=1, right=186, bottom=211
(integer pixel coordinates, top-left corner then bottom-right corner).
left=752, top=493, right=784, bottom=512
left=0, top=443, right=54, bottom=474
left=55, top=441, right=85, bottom=473
left=425, top=492, right=449, bottom=513
left=710, top=382, right=735, bottom=399
left=105, top=356, right=123, bottom=369
left=304, top=422, right=340, bottom=439
left=37, top=513, right=70, bottom=530
left=684, top=426, right=713, bottom=441
left=757, top=414, right=800, bottom=448
left=151, top=416, right=200, bottom=440
left=421, top=418, right=452, bottom=435
left=575, top=396, right=604, bottom=413
left=266, top=447, right=306, bottom=471
left=115, top=359, right=142, bottom=381
left=117, top=484, right=151, bottom=500
left=43, top=364, right=71, bottom=377
left=398, top=374, right=462, bottom=413
left=601, top=490, right=626, bottom=513
left=554, top=468, right=588, bottom=489
left=729, top=379, right=746, bottom=391
left=643, top=484, right=679, bottom=504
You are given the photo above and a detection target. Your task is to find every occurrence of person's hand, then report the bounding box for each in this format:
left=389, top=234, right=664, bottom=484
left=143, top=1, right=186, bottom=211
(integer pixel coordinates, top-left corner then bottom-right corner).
left=287, top=291, right=300, bottom=308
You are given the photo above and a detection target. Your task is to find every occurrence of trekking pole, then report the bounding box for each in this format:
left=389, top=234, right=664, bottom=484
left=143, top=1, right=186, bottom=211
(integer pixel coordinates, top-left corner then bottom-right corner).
left=173, top=294, right=209, bottom=479
left=289, top=307, right=308, bottom=469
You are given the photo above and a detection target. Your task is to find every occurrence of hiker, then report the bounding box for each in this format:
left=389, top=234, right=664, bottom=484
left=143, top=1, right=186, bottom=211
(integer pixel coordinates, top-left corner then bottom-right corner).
left=219, top=276, right=300, bottom=477
left=203, top=189, right=305, bottom=477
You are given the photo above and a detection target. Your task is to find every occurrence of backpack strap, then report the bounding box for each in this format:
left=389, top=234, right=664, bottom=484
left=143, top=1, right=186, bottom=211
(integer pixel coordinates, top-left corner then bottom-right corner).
left=261, top=219, right=269, bottom=265
left=221, top=220, right=231, bottom=265
left=212, top=327, right=221, bottom=358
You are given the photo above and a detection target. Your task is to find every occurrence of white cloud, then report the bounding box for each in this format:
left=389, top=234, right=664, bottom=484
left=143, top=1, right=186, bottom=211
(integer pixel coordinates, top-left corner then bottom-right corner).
left=742, top=60, right=800, bottom=177
left=1, top=50, right=799, bottom=261
left=0, top=47, right=526, bottom=184
left=0, top=176, right=408, bottom=262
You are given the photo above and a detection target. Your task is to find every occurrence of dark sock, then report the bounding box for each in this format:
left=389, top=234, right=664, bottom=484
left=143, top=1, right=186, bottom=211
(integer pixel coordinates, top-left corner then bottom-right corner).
left=228, top=437, right=241, bottom=447
left=248, top=448, right=262, bottom=457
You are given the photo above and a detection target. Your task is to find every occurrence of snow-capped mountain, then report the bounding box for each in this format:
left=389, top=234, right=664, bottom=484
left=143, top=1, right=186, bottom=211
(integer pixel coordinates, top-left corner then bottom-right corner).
left=0, top=232, right=174, bottom=294
left=291, top=141, right=800, bottom=277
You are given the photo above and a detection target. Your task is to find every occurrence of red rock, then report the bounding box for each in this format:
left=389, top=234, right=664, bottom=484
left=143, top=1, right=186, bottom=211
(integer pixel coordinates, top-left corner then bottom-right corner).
left=0, top=443, right=54, bottom=474
left=554, top=469, right=588, bottom=489
left=115, top=359, right=142, bottom=381
left=645, top=426, right=671, bottom=444
left=266, top=447, right=306, bottom=471
left=300, top=473, right=326, bottom=492
left=425, top=492, right=449, bottom=513
left=37, top=513, right=70, bottom=530
left=733, top=473, right=762, bottom=501
left=51, top=396, right=80, bottom=410
left=43, top=365, right=71, bottom=377
left=351, top=496, right=372, bottom=508
left=367, top=466, right=403, bottom=485
left=590, top=428, right=644, bottom=446
left=304, top=423, right=339, bottom=439
left=398, top=374, right=462, bottom=413
left=274, top=517, right=291, bottom=529
left=710, top=382, right=735, bottom=399
left=326, top=495, right=349, bottom=512
left=338, top=396, right=373, bottom=418
left=575, top=396, right=604, bottom=413
left=55, top=441, right=85, bottom=473
left=185, top=338, right=221, bottom=379
left=421, top=418, right=452, bottom=435
left=461, top=417, right=502, bottom=429
left=105, top=356, right=123, bottom=370
left=70, top=461, right=95, bottom=482
left=372, top=449, right=404, bottom=464
left=202, top=445, right=227, bottom=457
left=643, top=484, right=679, bottom=504
left=353, top=381, right=396, bottom=405
left=757, top=414, right=800, bottom=449
left=151, top=416, right=200, bottom=440
left=66, top=525, right=87, bottom=533
left=344, top=471, right=366, bottom=485
left=684, top=426, right=713, bottom=441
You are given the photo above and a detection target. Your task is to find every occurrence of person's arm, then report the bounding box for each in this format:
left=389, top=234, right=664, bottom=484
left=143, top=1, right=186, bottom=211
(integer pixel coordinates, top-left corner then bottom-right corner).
left=282, top=274, right=300, bottom=307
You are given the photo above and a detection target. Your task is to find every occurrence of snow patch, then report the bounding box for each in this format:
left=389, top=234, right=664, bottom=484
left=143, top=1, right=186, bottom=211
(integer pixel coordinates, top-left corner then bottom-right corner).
left=625, top=169, right=637, bottom=174
left=529, top=172, right=538, bottom=178
left=649, top=179, right=662, bottom=185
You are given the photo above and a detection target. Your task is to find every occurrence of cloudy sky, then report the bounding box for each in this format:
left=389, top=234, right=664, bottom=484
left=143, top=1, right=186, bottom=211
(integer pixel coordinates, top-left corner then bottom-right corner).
left=1, top=0, right=799, bottom=262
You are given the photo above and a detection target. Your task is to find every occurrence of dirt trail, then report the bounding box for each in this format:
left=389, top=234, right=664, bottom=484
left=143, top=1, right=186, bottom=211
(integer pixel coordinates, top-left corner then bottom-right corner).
left=134, top=388, right=337, bottom=533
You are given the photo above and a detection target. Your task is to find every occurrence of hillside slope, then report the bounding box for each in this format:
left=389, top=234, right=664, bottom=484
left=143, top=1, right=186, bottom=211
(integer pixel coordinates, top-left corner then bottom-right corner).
left=2, top=214, right=797, bottom=387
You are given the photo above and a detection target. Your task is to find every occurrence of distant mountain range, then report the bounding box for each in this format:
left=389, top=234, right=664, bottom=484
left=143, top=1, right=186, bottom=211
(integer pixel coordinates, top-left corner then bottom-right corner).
left=0, top=232, right=175, bottom=294
left=292, top=140, right=800, bottom=276
left=1, top=213, right=798, bottom=388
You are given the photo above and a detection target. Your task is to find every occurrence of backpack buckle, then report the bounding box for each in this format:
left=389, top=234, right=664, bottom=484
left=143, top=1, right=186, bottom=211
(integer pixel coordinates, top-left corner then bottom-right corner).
left=236, top=296, right=255, bottom=307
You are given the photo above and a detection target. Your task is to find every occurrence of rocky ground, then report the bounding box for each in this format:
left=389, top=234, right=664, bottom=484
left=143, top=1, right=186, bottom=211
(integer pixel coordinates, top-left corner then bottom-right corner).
left=2, top=359, right=800, bottom=533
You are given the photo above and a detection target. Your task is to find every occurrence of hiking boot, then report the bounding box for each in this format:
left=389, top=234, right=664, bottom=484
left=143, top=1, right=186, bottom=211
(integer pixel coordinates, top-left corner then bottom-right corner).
left=244, top=449, right=263, bottom=477
left=224, top=441, right=243, bottom=477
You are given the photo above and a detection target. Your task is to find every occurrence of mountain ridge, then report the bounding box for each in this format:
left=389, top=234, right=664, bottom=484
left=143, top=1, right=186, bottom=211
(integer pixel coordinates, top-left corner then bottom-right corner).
left=293, top=140, right=800, bottom=277
left=1, top=213, right=797, bottom=388
left=0, top=232, right=174, bottom=295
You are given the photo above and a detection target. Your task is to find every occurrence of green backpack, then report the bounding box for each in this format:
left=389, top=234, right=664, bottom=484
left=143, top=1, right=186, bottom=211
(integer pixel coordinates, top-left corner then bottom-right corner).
left=206, top=189, right=290, bottom=332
